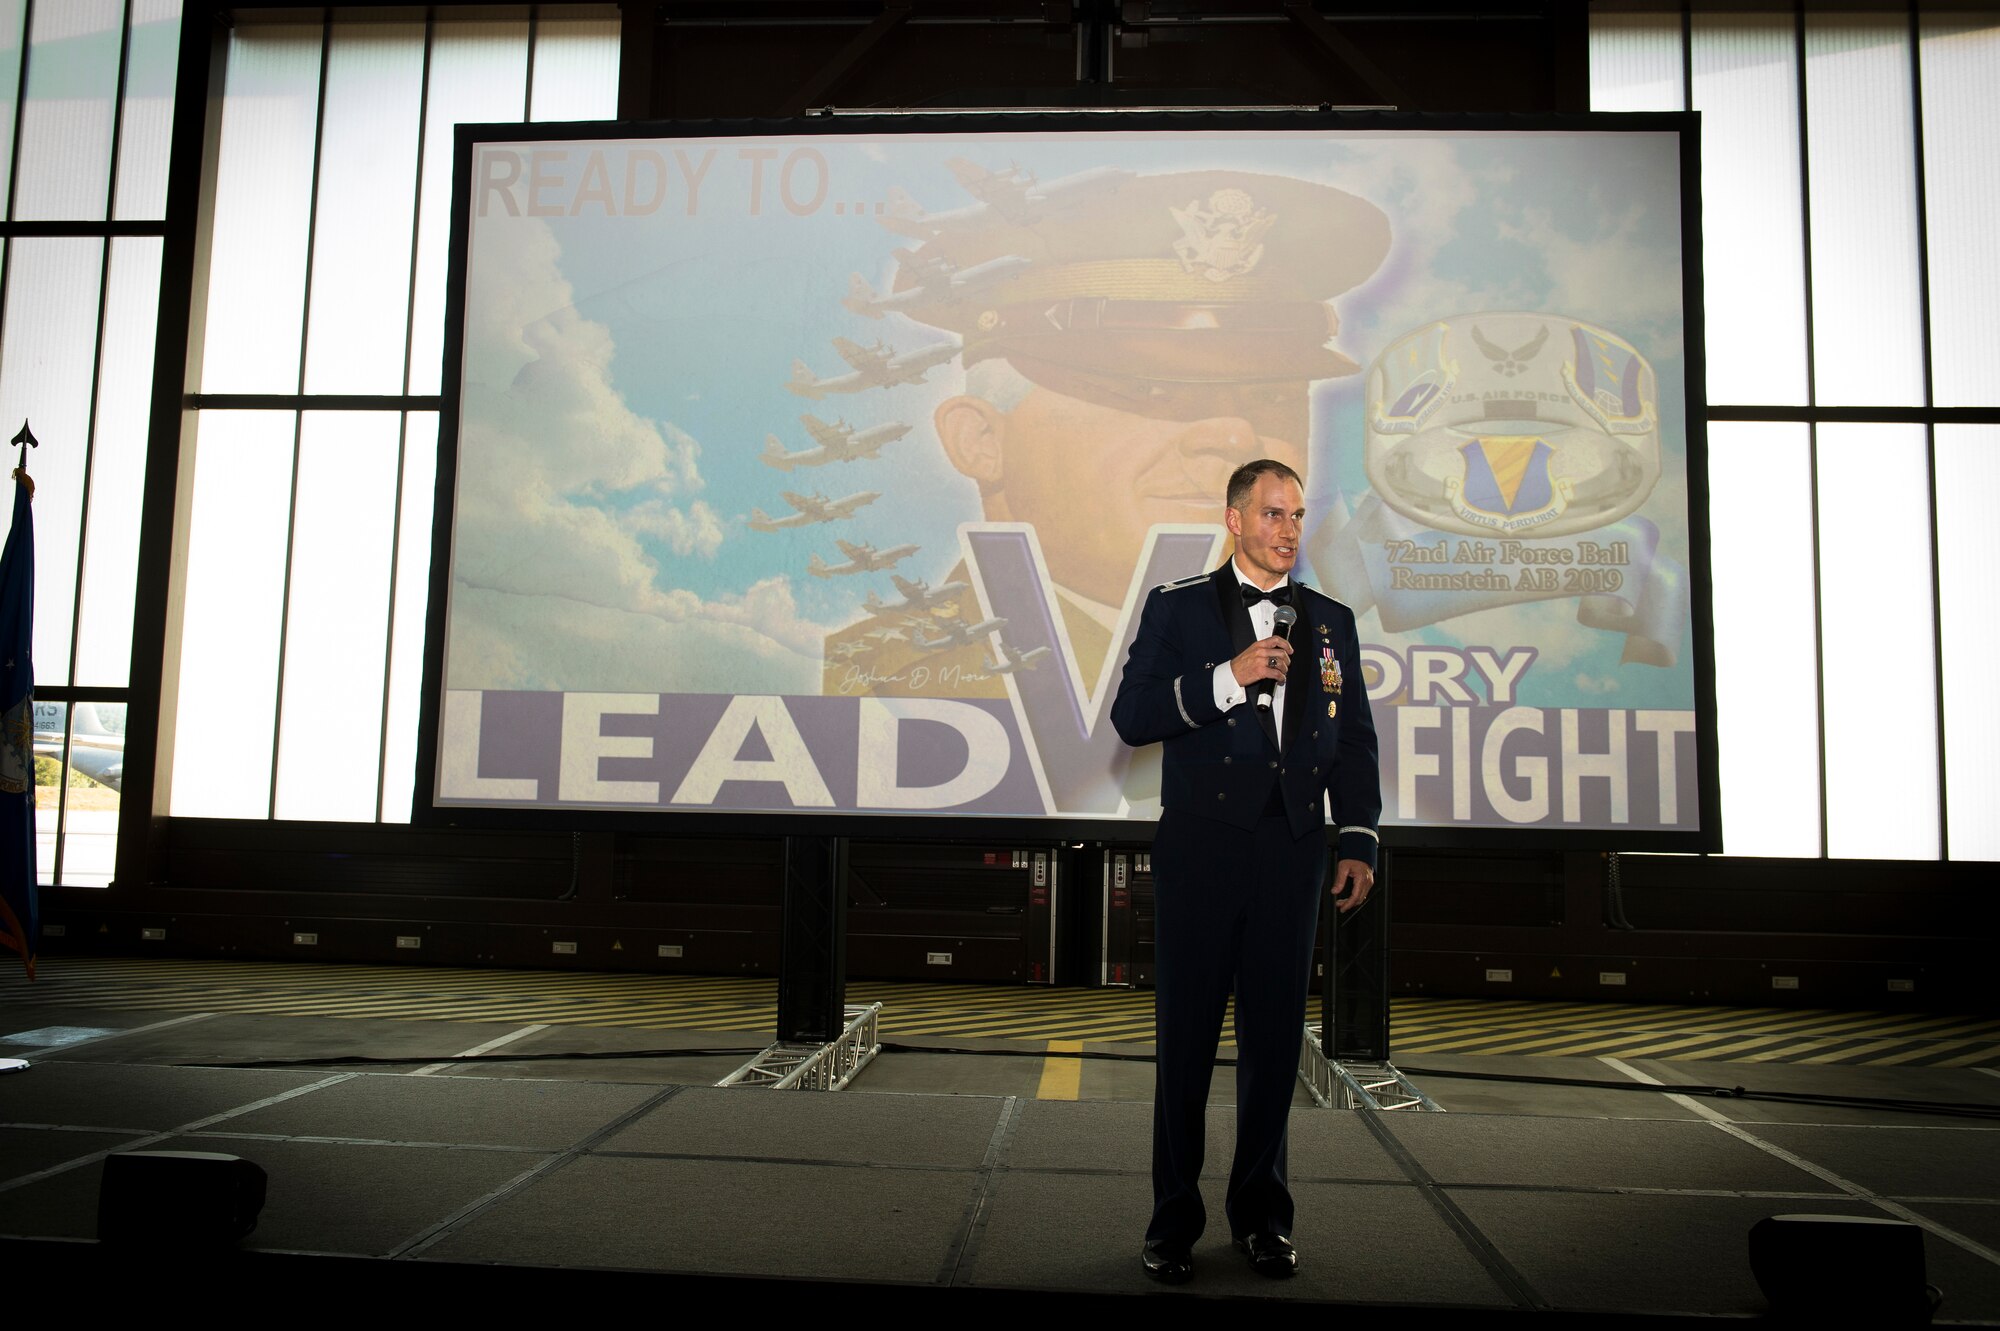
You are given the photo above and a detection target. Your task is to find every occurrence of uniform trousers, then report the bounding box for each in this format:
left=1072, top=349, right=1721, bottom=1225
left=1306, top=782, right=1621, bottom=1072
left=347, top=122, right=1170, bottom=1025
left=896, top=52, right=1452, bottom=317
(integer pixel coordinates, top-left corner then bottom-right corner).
left=1146, top=808, right=1326, bottom=1248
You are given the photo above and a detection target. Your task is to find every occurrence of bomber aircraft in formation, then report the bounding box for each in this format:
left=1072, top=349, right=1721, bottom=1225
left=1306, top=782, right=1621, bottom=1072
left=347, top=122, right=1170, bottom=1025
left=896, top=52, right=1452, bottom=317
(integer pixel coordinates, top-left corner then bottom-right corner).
left=759, top=414, right=912, bottom=470
left=784, top=337, right=957, bottom=398
left=807, top=538, right=919, bottom=578
left=982, top=638, right=1052, bottom=676
left=839, top=252, right=1030, bottom=319
left=878, top=159, right=1134, bottom=237
left=864, top=573, right=970, bottom=617
left=747, top=489, right=882, bottom=531
left=911, top=615, right=1009, bottom=653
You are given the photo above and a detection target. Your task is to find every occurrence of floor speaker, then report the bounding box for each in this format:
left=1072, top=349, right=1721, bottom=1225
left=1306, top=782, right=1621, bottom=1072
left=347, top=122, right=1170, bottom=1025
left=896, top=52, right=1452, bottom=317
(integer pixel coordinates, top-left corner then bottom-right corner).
left=97, top=1151, right=268, bottom=1248
left=1749, top=1213, right=1941, bottom=1325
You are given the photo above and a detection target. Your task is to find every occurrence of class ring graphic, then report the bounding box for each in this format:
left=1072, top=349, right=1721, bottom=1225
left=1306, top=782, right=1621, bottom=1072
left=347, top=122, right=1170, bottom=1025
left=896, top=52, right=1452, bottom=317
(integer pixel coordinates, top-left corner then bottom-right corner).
left=1364, top=312, right=1662, bottom=540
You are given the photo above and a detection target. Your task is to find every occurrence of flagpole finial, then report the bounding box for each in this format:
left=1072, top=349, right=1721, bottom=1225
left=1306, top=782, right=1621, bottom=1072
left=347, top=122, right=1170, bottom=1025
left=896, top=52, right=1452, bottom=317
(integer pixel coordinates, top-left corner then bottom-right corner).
left=9, top=421, right=34, bottom=498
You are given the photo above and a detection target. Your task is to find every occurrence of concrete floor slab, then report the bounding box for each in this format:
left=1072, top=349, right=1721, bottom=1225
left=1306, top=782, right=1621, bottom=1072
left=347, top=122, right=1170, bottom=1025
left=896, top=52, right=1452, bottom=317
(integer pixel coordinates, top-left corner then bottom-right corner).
left=0, top=1154, right=109, bottom=1239
left=174, top=1134, right=550, bottom=1256
left=1003, top=1099, right=1401, bottom=1183
left=853, top=1048, right=1048, bottom=1099
left=1395, top=1055, right=1702, bottom=1120
left=1286, top=1110, right=1414, bottom=1183
left=8, top=979, right=2000, bottom=1318
left=0, top=1062, right=333, bottom=1133
left=428, top=1025, right=762, bottom=1086
left=1449, top=1187, right=2000, bottom=1319
left=0, top=1127, right=149, bottom=1184
left=602, top=1084, right=1006, bottom=1167
left=42, top=1014, right=526, bottom=1069
left=0, top=1008, right=175, bottom=1045
left=216, top=1073, right=660, bottom=1150
left=1895, top=1199, right=2000, bottom=1317
left=963, top=1168, right=1511, bottom=1306
left=1627, top=1058, right=2000, bottom=1128
left=1750, top=1122, right=2000, bottom=1199
left=1008, top=1098, right=1190, bottom=1175
left=423, top=1154, right=972, bottom=1281
left=1381, top=1113, right=1840, bottom=1194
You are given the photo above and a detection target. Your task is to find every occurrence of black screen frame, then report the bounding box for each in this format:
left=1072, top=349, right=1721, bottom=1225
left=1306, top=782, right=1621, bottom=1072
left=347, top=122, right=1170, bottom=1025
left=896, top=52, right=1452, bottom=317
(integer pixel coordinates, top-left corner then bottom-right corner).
left=411, top=107, right=1718, bottom=854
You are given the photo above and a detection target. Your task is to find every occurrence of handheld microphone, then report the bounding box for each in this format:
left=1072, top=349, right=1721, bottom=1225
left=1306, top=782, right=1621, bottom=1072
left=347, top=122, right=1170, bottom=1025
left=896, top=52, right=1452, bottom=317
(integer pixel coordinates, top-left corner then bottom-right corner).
left=1254, top=604, right=1299, bottom=712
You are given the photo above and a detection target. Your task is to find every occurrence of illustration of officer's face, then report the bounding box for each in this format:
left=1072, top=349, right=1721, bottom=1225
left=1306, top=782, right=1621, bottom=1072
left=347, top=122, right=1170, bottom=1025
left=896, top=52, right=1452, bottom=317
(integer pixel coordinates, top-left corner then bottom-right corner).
left=938, top=372, right=1309, bottom=606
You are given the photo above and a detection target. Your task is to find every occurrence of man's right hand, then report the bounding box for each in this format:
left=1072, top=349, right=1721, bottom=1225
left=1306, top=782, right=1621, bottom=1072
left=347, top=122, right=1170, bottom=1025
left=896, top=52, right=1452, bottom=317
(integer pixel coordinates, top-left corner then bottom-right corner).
left=1230, top=635, right=1293, bottom=688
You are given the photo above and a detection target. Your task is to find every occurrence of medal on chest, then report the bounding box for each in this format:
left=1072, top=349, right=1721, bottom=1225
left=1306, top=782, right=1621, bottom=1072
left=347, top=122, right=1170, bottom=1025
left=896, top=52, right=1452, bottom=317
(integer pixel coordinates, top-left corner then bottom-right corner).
left=1321, top=647, right=1341, bottom=717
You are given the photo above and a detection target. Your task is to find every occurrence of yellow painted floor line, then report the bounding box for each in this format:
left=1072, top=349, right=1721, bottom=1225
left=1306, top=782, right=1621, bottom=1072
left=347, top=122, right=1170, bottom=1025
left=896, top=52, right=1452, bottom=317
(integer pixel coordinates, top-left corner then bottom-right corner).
left=1798, top=1037, right=1925, bottom=1066
left=1871, top=1037, right=2000, bottom=1068
left=1941, top=1049, right=2000, bottom=1069
left=1036, top=1040, right=1084, bottom=1100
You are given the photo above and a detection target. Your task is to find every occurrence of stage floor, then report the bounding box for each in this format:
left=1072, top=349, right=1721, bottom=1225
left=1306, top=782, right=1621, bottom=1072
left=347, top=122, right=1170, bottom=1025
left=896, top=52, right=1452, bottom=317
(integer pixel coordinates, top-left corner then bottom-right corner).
left=4, top=964, right=1999, bottom=1322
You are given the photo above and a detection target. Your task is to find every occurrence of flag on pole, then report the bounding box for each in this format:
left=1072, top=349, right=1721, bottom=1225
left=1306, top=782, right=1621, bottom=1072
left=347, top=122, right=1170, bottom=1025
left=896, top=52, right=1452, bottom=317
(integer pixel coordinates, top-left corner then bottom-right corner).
left=0, top=424, right=37, bottom=980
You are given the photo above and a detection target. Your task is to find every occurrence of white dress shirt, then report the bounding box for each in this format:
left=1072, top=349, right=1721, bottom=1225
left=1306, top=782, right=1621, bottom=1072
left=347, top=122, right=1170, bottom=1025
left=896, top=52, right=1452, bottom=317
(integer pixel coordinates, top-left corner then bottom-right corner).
left=1211, top=562, right=1288, bottom=743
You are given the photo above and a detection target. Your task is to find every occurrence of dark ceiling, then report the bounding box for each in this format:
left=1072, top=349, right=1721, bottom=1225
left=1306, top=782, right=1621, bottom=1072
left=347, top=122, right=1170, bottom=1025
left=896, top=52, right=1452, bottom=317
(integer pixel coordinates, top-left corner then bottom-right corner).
left=617, top=2, right=1591, bottom=119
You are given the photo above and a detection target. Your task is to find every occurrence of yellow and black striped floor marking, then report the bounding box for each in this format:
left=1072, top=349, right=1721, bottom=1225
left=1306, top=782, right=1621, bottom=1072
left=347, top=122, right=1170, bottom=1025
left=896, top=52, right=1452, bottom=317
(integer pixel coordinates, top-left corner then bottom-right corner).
left=3, top=957, right=1997, bottom=1067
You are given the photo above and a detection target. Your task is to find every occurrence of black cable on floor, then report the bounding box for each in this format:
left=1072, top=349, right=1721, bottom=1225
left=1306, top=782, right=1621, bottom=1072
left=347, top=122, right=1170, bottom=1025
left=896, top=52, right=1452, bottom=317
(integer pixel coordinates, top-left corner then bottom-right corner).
left=169, top=1042, right=2000, bottom=1120
left=181, top=1047, right=766, bottom=1068
left=1391, top=1064, right=2000, bottom=1121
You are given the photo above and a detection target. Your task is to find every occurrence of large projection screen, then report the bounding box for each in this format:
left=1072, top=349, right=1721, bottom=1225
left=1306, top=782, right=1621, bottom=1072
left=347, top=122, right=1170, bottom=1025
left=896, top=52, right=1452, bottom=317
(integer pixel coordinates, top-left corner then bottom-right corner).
left=416, top=112, right=1717, bottom=850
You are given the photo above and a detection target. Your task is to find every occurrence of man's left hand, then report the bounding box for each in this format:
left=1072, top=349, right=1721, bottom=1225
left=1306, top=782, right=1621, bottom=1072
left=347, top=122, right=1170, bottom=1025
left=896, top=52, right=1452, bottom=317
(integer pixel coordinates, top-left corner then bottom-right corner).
left=1330, top=858, right=1374, bottom=913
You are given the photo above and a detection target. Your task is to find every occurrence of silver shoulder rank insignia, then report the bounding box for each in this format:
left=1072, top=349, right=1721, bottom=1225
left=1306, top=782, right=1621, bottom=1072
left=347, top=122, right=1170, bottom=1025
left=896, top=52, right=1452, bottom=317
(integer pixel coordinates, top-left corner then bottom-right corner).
left=1157, top=573, right=1206, bottom=592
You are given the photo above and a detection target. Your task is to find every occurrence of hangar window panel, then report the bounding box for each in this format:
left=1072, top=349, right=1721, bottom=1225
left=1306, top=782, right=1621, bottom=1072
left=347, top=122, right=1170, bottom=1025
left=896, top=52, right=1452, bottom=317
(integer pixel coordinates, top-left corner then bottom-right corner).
left=32, top=699, right=55, bottom=884
left=1804, top=13, right=1925, bottom=408
left=1815, top=422, right=1940, bottom=861
left=1691, top=11, right=1810, bottom=406
left=168, top=411, right=296, bottom=819
left=55, top=701, right=124, bottom=888
left=1707, top=422, right=1821, bottom=858
left=378, top=411, right=438, bottom=823
left=197, top=20, right=323, bottom=393
left=274, top=412, right=401, bottom=822
left=405, top=17, right=532, bottom=396
left=0, top=1, right=25, bottom=209
left=1918, top=11, right=2000, bottom=407
left=74, top=235, right=163, bottom=688
left=111, top=0, right=180, bottom=220
left=1588, top=8, right=1685, bottom=111
left=10, top=0, right=121, bottom=221
left=302, top=16, right=426, bottom=395
left=1935, top=426, right=2000, bottom=860
left=0, top=236, right=107, bottom=687
left=527, top=7, right=618, bottom=122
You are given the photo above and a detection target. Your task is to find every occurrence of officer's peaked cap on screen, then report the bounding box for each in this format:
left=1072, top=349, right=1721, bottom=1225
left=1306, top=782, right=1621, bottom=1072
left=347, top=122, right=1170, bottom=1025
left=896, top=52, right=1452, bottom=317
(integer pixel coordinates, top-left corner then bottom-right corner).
left=888, top=167, right=1391, bottom=387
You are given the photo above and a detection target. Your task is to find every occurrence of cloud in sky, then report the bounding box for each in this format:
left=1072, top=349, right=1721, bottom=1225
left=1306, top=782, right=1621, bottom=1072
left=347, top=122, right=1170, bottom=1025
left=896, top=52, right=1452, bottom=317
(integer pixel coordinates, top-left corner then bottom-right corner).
left=447, top=215, right=831, bottom=692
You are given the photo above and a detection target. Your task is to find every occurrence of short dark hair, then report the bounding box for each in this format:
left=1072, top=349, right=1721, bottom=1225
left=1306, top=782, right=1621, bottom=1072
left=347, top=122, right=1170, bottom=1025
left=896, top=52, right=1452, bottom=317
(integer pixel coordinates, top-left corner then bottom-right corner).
left=1226, top=459, right=1303, bottom=512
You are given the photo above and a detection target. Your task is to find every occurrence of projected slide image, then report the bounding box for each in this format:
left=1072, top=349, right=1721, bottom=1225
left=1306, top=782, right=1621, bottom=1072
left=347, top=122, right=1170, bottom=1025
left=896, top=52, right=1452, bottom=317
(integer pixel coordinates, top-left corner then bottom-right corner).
left=435, top=125, right=1699, bottom=837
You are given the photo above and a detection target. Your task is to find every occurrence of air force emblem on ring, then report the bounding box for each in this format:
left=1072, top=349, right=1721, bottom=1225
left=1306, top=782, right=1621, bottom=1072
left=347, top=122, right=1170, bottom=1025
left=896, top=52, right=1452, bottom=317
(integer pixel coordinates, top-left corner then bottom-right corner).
left=1363, top=312, right=1661, bottom=539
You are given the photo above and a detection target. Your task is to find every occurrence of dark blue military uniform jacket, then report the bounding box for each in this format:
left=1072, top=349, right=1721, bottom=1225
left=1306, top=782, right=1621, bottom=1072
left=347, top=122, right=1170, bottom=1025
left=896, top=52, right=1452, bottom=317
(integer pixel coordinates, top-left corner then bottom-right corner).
left=1109, top=563, right=1382, bottom=867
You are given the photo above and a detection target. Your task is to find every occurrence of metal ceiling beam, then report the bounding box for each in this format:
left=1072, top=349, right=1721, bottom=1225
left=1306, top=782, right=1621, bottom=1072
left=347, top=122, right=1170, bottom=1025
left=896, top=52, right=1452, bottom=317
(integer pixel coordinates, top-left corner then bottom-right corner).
left=1279, top=0, right=1407, bottom=107
left=777, top=0, right=916, bottom=115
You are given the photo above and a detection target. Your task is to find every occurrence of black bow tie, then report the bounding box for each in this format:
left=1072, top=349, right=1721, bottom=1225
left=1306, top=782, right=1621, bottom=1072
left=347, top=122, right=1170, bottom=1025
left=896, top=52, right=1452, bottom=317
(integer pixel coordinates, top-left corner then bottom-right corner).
left=1240, top=583, right=1291, bottom=608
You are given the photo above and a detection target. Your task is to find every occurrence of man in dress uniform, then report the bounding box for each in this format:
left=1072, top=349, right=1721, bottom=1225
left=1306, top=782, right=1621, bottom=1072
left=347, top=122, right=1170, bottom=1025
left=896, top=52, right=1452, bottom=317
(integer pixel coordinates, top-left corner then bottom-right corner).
left=1110, top=457, right=1382, bottom=1283
left=822, top=166, right=1391, bottom=697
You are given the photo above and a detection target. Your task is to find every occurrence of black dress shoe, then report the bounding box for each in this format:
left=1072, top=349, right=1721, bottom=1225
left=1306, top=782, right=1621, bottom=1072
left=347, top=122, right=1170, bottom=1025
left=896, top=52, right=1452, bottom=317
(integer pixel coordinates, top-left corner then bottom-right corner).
left=1234, top=1232, right=1298, bottom=1278
left=1141, top=1241, right=1194, bottom=1285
